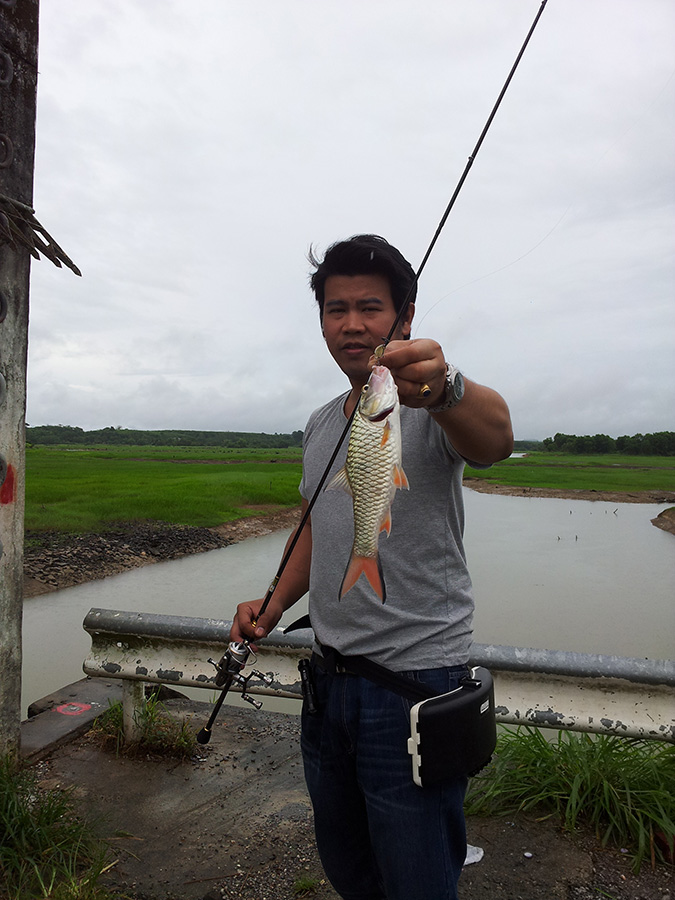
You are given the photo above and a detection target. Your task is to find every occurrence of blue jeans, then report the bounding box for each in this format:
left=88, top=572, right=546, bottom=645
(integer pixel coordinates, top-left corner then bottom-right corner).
left=301, top=661, right=469, bottom=900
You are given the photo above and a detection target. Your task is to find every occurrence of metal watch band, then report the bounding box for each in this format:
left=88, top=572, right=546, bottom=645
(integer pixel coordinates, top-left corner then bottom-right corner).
left=427, top=364, right=463, bottom=412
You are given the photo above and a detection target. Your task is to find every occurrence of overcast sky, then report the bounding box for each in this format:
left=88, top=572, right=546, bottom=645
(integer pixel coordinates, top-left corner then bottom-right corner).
left=27, top=0, right=674, bottom=440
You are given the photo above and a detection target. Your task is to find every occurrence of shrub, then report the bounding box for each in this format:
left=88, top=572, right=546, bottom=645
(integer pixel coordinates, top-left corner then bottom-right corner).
left=89, top=693, right=196, bottom=760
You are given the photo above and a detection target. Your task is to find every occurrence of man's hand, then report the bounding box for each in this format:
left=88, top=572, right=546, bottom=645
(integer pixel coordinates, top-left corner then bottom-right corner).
left=370, top=338, right=513, bottom=464
left=230, top=500, right=312, bottom=647
left=370, top=339, right=447, bottom=409
left=230, top=596, right=285, bottom=646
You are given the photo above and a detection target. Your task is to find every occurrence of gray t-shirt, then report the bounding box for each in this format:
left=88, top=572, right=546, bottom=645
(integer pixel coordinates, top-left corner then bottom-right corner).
left=299, top=392, right=475, bottom=670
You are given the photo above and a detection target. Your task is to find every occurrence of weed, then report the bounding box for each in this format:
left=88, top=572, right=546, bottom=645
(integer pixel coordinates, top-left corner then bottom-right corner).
left=89, top=693, right=197, bottom=759
left=465, top=727, right=675, bottom=872
left=292, top=873, right=323, bottom=896
left=0, top=755, right=114, bottom=900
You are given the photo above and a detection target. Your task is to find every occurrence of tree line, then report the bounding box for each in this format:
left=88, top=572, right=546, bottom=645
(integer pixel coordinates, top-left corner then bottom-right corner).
left=26, top=425, right=304, bottom=449
left=542, top=431, right=674, bottom=456
left=24, top=425, right=675, bottom=455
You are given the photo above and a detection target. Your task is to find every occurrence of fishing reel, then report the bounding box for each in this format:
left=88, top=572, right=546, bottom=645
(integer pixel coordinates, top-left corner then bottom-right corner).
left=210, top=640, right=252, bottom=687
left=208, top=639, right=274, bottom=701
left=196, top=640, right=275, bottom=744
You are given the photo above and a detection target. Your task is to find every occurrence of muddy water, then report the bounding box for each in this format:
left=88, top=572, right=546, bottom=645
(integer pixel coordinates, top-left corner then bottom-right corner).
left=22, top=492, right=674, bottom=718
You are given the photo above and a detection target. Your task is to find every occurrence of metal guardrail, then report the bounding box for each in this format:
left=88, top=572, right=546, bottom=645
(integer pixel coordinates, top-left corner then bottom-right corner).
left=83, top=607, right=675, bottom=743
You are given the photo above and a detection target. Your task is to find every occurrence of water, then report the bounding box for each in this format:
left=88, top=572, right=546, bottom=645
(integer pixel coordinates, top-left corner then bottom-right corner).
left=21, top=531, right=305, bottom=718
left=21, top=492, right=674, bottom=718
left=464, top=493, right=674, bottom=657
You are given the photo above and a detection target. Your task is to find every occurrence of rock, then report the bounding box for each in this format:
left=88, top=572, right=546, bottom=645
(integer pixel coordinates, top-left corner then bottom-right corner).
left=22, top=522, right=233, bottom=597
left=23, top=509, right=303, bottom=598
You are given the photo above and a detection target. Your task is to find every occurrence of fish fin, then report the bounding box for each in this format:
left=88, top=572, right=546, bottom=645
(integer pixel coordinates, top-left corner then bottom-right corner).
left=380, top=420, right=392, bottom=448
left=340, top=554, right=386, bottom=603
left=380, top=510, right=392, bottom=536
left=326, top=466, right=353, bottom=497
left=393, top=465, right=409, bottom=490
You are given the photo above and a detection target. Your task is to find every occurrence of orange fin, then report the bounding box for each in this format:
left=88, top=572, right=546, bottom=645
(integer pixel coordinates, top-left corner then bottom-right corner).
left=380, top=510, right=392, bottom=536
left=340, top=553, right=386, bottom=603
left=393, top=465, right=409, bottom=489
left=380, top=420, right=392, bottom=448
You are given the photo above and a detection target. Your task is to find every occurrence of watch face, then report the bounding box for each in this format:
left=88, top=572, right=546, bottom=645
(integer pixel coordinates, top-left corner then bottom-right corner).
left=453, top=371, right=465, bottom=402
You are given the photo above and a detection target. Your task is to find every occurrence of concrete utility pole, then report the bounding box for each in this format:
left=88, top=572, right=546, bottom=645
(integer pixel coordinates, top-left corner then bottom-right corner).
left=0, top=0, right=39, bottom=757
left=1, top=0, right=79, bottom=756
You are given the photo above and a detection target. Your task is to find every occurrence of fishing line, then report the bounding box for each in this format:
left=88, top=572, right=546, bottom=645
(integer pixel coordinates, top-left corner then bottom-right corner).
left=413, top=62, right=675, bottom=337
left=251, top=0, right=550, bottom=628
left=413, top=204, right=571, bottom=336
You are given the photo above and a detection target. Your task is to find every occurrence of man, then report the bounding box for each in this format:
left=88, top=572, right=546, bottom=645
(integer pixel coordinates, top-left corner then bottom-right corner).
left=232, top=234, right=513, bottom=900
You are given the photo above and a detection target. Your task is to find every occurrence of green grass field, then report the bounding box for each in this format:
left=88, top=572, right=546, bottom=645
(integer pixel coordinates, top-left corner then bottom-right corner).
left=466, top=452, right=675, bottom=493
left=24, top=447, right=674, bottom=534
left=25, top=446, right=303, bottom=532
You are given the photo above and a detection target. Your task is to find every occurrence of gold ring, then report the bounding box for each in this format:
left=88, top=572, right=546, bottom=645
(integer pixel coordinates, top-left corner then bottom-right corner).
left=418, top=383, right=432, bottom=398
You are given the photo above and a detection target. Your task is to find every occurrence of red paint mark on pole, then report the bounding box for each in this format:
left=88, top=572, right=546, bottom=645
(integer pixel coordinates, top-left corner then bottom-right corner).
left=55, top=702, right=92, bottom=717
left=0, top=463, right=16, bottom=504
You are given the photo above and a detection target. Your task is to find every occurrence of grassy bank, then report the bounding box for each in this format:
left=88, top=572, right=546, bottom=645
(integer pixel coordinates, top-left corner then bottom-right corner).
left=466, top=452, right=675, bottom=493
left=24, top=446, right=673, bottom=535
left=25, top=446, right=302, bottom=533
left=466, top=726, right=675, bottom=873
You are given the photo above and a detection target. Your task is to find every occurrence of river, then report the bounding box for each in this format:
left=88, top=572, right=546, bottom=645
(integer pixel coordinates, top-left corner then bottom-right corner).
left=21, top=491, right=674, bottom=718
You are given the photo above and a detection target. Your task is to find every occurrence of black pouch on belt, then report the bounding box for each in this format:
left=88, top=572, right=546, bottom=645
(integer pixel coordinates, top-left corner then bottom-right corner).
left=406, top=667, right=496, bottom=787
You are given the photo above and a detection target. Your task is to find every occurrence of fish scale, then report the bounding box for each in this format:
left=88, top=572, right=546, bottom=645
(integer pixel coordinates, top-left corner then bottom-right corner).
left=347, top=412, right=399, bottom=558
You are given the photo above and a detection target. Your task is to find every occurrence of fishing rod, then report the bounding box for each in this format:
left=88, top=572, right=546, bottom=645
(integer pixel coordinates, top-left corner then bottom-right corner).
left=197, top=0, right=549, bottom=744
left=197, top=411, right=354, bottom=742
left=381, top=0, right=550, bottom=351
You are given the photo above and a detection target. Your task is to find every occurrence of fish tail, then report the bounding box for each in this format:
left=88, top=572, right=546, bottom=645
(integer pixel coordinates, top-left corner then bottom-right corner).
left=340, top=552, right=386, bottom=603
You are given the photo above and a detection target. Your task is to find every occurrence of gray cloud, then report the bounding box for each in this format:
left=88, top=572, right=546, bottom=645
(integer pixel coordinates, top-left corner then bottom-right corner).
left=26, top=0, right=675, bottom=440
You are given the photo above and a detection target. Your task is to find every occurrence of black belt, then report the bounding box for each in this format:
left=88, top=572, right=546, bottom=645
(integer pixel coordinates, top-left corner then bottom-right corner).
left=283, top=614, right=438, bottom=703
left=311, top=645, right=436, bottom=703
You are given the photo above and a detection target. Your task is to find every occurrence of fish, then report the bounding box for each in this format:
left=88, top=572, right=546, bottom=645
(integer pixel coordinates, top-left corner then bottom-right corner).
left=327, top=365, right=409, bottom=602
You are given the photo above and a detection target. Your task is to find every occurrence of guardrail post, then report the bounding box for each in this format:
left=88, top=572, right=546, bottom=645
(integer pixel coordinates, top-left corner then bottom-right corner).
left=122, top=681, right=145, bottom=743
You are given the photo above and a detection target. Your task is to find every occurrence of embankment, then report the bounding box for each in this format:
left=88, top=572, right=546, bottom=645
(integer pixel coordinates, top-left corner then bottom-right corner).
left=24, top=487, right=674, bottom=599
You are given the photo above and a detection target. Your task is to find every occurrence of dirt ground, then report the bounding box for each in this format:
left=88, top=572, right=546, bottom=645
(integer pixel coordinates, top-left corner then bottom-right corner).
left=37, top=700, right=673, bottom=900
left=462, top=479, right=675, bottom=508
left=650, top=505, right=675, bottom=536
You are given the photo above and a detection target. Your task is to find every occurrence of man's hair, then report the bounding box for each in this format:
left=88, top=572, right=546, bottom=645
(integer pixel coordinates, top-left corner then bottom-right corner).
left=309, top=234, right=417, bottom=317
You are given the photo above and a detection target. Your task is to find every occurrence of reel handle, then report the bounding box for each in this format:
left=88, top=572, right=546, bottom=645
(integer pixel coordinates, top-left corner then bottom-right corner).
left=197, top=639, right=271, bottom=742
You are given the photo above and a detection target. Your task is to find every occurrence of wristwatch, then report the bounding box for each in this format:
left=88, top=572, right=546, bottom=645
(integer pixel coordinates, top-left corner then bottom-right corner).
left=427, top=364, right=465, bottom=412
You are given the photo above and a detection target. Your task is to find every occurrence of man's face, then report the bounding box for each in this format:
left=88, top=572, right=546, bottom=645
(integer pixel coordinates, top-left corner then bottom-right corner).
left=321, top=273, right=413, bottom=387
